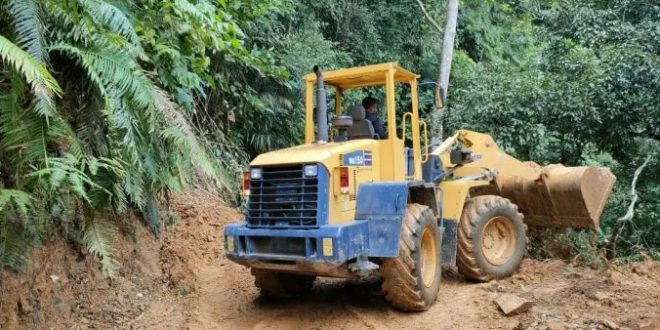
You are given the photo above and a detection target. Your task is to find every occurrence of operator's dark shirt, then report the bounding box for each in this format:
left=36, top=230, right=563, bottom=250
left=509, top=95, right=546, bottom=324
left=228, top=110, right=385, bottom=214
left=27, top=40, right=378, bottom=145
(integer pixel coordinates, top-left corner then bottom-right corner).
left=366, top=112, right=387, bottom=139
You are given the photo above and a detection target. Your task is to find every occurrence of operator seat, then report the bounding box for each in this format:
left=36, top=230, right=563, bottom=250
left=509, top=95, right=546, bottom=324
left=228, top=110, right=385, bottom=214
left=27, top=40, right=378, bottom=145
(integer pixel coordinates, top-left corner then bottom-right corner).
left=346, top=105, right=376, bottom=139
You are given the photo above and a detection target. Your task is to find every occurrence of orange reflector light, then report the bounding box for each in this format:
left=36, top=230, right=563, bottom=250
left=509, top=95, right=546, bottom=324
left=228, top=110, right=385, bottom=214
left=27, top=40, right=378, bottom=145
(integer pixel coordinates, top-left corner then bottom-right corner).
left=339, top=167, right=349, bottom=194
left=241, top=171, right=250, bottom=195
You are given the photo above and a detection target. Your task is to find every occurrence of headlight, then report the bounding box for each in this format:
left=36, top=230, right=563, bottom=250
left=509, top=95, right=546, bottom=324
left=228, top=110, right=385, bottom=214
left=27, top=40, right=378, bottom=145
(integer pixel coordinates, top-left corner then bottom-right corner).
left=304, top=164, right=318, bottom=177
left=250, top=168, right=262, bottom=180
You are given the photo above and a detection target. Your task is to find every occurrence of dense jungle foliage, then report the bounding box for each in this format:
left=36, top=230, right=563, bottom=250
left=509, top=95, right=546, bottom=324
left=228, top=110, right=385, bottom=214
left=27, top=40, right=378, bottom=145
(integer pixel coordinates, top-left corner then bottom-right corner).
left=0, top=0, right=658, bottom=277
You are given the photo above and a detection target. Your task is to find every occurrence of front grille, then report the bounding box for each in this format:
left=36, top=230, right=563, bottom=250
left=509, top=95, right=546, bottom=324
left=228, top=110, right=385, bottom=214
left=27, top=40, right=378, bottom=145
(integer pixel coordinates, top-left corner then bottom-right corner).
left=247, top=165, right=320, bottom=228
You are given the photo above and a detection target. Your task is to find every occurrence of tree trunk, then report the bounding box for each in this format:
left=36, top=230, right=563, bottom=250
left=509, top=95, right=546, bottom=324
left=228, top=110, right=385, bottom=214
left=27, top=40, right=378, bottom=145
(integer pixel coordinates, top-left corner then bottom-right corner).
left=438, top=0, right=459, bottom=104
left=429, top=0, right=459, bottom=143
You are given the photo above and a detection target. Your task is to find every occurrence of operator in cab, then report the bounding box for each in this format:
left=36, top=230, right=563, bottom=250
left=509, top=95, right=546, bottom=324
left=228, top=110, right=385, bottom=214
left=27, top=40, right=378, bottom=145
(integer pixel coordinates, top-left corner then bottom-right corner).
left=362, top=96, right=387, bottom=139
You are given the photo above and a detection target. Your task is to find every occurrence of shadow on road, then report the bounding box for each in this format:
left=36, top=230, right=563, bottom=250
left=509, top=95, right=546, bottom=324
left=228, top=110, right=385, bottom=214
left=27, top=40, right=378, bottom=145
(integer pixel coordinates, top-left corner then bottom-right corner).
left=252, top=270, right=467, bottom=312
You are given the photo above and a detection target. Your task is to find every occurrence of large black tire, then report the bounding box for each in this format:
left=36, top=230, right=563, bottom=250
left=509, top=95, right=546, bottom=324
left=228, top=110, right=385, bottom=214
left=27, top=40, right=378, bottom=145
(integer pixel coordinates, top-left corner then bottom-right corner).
left=380, top=204, right=442, bottom=312
left=252, top=269, right=316, bottom=298
left=457, top=195, right=526, bottom=282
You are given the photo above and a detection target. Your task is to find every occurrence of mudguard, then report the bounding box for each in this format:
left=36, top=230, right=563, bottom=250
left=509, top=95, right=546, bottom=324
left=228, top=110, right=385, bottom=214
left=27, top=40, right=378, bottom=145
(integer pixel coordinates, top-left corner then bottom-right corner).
left=356, top=181, right=440, bottom=258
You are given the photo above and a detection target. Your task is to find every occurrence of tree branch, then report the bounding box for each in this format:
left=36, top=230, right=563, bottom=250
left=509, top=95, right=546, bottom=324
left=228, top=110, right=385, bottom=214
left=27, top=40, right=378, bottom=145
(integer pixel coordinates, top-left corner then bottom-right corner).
left=415, top=0, right=443, bottom=34
left=605, top=155, right=652, bottom=260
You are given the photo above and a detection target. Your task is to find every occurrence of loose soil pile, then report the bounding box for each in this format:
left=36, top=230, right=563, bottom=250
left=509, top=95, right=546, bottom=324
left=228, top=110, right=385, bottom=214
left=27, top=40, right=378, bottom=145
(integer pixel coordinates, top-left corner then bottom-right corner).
left=1, top=190, right=658, bottom=329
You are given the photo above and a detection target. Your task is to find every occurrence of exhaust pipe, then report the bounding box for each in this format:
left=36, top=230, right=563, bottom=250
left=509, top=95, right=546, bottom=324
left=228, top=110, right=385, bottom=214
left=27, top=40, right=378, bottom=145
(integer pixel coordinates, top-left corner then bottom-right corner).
left=313, top=65, right=328, bottom=143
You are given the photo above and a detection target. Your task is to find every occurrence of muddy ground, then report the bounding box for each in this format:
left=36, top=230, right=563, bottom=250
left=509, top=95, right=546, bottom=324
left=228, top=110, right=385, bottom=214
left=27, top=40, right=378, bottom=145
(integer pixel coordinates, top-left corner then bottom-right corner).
left=1, top=190, right=658, bottom=330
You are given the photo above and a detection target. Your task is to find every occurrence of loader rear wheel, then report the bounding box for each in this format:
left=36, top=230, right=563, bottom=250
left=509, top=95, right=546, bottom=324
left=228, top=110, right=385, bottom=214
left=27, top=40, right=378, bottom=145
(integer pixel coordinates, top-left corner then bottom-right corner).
left=457, top=196, right=526, bottom=282
left=380, top=204, right=441, bottom=312
left=251, top=269, right=316, bottom=298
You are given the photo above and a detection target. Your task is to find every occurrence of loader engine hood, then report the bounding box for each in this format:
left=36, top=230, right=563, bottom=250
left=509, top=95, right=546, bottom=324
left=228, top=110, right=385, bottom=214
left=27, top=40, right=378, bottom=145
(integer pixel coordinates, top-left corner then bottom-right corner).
left=251, top=139, right=378, bottom=169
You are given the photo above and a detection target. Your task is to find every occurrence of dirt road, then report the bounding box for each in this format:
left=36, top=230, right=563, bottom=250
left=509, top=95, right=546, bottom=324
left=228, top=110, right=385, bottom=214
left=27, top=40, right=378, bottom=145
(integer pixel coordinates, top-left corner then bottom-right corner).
left=1, top=190, right=659, bottom=330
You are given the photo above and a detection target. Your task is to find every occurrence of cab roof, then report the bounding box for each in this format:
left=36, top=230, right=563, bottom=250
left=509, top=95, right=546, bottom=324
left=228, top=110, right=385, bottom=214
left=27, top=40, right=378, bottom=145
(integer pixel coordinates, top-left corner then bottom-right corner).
left=303, top=62, right=419, bottom=90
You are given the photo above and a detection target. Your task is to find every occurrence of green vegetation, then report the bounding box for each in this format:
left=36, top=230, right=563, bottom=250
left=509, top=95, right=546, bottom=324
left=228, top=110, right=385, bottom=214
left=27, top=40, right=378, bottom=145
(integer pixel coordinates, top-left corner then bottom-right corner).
left=447, top=0, right=659, bottom=263
left=0, top=0, right=267, bottom=277
left=1, top=0, right=657, bottom=276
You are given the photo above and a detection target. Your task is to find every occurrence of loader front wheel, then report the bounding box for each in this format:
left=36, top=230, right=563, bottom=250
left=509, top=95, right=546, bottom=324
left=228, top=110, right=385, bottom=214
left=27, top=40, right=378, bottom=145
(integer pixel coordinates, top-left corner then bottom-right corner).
left=380, top=204, right=441, bottom=312
left=252, top=269, right=316, bottom=298
left=457, top=195, right=526, bottom=282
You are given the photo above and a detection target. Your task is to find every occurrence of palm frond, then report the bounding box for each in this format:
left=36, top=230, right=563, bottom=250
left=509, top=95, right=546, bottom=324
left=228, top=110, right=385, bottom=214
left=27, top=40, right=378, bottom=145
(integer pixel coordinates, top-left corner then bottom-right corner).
left=82, top=210, right=119, bottom=278
left=8, top=0, right=49, bottom=64
left=0, top=35, right=61, bottom=117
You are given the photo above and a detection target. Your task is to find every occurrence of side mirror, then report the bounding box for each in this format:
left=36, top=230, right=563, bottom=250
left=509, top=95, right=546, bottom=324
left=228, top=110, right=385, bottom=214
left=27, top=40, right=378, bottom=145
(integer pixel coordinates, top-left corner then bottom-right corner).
left=434, top=86, right=444, bottom=108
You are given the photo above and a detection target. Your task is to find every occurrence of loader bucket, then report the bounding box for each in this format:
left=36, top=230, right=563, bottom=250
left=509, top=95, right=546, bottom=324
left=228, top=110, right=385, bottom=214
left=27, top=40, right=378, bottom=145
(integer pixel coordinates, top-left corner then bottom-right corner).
left=497, top=165, right=616, bottom=229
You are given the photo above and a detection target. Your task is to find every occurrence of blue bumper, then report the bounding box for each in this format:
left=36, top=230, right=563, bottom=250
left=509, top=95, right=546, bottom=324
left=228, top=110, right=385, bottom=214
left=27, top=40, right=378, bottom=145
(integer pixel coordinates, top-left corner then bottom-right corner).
left=224, top=220, right=373, bottom=276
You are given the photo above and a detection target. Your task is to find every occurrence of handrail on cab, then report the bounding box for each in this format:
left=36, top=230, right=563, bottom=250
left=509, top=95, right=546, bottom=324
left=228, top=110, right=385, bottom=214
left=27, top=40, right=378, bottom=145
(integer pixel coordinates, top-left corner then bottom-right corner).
left=401, top=112, right=413, bottom=141
left=421, top=120, right=429, bottom=163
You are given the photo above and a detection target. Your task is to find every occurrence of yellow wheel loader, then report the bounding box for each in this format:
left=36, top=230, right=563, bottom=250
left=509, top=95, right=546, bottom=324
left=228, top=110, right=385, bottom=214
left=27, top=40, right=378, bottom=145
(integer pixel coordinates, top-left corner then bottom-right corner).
left=224, top=63, right=615, bottom=311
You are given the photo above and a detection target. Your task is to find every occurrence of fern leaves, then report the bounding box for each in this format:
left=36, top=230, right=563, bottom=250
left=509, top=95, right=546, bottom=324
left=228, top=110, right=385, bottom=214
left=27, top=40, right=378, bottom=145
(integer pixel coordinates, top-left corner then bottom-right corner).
left=0, top=220, right=30, bottom=272
left=155, top=89, right=221, bottom=186
left=0, top=189, right=32, bottom=271
left=0, top=189, right=32, bottom=215
left=78, top=0, right=140, bottom=45
left=29, top=155, right=115, bottom=203
left=0, top=35, right=61, bottom=117
left=0, top=0, right=228, bottom=278
left=8, top=0, right=49, bottom=64
left=82, top=211, right=119, bottom=278
left=50, top=42, right=155, bottom=113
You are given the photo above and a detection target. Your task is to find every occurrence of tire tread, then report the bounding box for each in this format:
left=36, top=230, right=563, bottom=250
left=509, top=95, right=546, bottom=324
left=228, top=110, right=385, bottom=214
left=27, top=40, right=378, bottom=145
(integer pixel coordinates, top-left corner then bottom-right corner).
left=380, top=204, right=439, bottom=311
left=457, top=196, right=525, bottom=282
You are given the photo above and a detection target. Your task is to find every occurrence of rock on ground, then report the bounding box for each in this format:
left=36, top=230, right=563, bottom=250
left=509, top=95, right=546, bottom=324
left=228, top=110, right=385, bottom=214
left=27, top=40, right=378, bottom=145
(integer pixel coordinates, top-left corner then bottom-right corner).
left=495, top=294, right=535, bottom=316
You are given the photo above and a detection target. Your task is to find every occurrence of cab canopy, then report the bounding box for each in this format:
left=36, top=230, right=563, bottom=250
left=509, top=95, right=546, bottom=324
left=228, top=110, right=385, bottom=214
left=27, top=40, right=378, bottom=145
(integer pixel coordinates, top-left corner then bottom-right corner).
left=303, top=62, right=418, bottom=91
left=302, top=62, right=425, bottom=182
